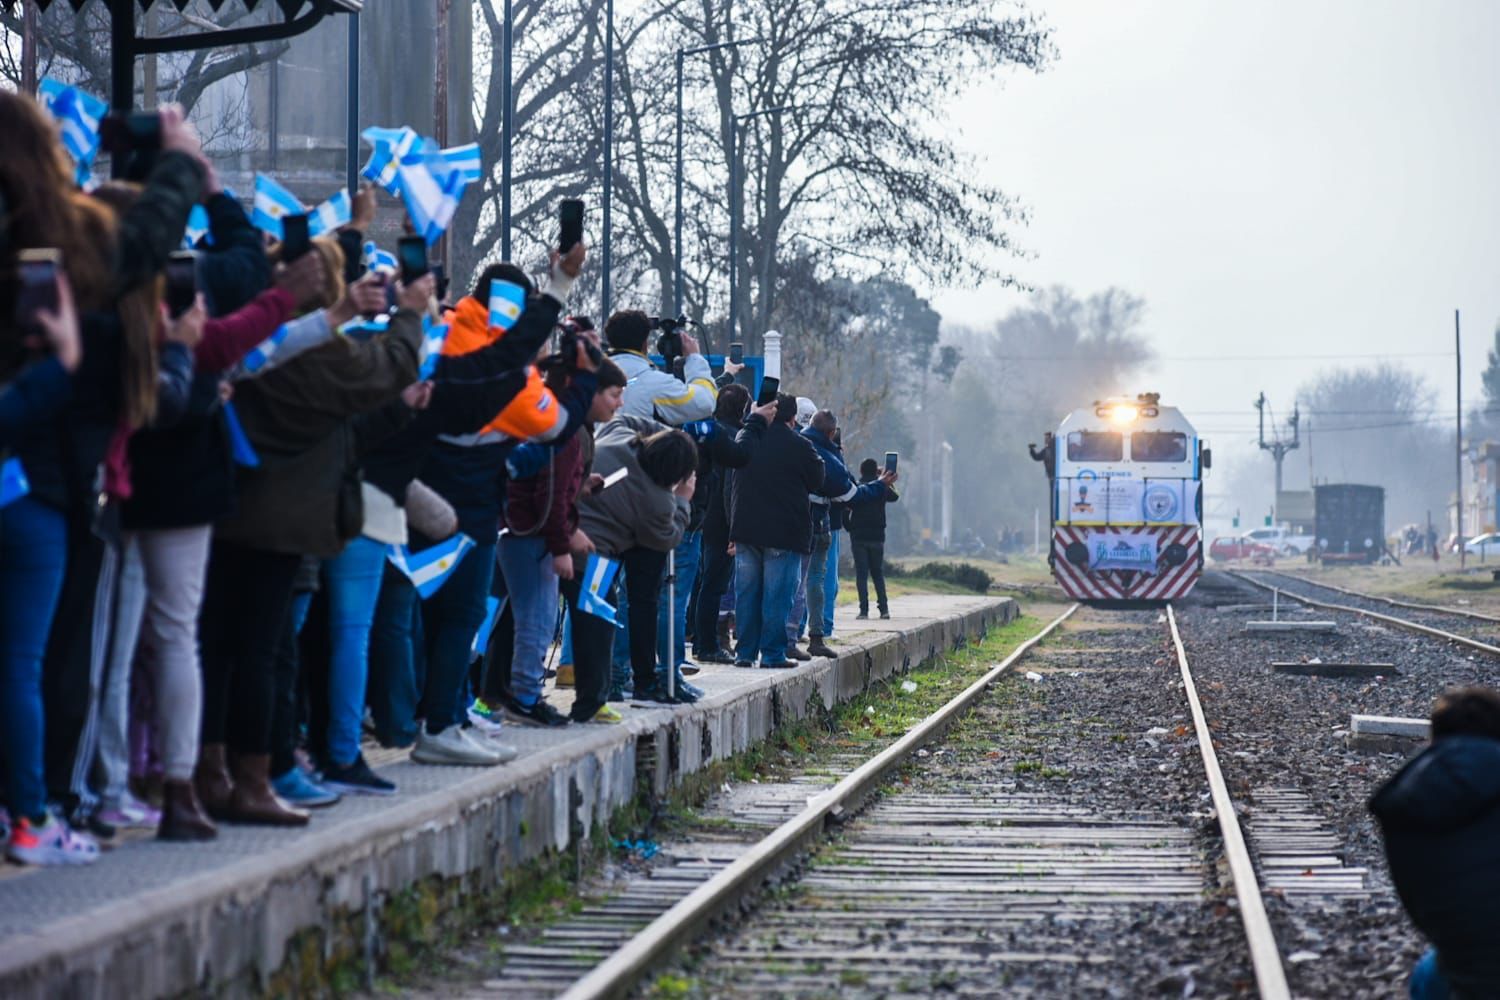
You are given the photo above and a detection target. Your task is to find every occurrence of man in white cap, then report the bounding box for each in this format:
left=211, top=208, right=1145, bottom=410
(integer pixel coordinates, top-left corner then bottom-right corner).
left=783, top=397, right=820, bottom=658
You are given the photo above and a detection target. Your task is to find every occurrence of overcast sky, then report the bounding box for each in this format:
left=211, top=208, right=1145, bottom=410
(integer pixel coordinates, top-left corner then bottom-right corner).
left=931, top=0, right=1500, bottom=458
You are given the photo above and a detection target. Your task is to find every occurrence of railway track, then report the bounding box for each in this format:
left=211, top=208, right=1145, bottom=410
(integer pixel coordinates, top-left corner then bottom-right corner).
left=1231, top=569, right=1500, bottom=656
left=510, top=605, right=1293, bottom=1000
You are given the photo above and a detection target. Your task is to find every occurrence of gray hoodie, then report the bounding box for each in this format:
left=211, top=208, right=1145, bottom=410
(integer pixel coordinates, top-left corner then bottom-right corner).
left=577, top=414, right=690, bottom=558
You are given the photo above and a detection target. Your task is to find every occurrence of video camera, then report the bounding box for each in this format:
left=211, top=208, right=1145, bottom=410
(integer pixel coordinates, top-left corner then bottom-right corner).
left=541, top=315, right=604, bottom=374
left=649, top=315, right=692, bottom=365
left=100, top=111, right=161, bottom=183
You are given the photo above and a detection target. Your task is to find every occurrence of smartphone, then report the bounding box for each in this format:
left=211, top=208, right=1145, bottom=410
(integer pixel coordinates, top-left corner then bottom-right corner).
left=281, top=213, right=311, bottom=262
left=559, top=199, right=584, bottom=253
left=164, top=250, right=198, bottom=318
left=601, top=467, right=628, bottom=489
left=431, top=262, right=450, bottom=303
left=756, top=375, right=780, bottom=407
left=729, top=342, right=744, bottom=365
left=397, top=235, right=429, bottom=284
left=885, top=451, right=899, bottom=475
left=15, top=248, right=62, bottom=340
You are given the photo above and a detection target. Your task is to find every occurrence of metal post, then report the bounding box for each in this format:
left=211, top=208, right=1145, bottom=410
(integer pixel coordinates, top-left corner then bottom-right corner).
left=673, top=50, right=685, bottom=316
left=433, top=0, right=451, bottom=267
left=345, top=12, right=360, bottom=195
left=20, top=1, right=36, bottom=95
left=601, top=0, right=614, bottom=317
left=727, top=121, right=739, bottom=346
left=1458, top=309, right=1465, bottom=569
left=110, top=0, right=136, bottom=179
left=500, top=0, right=513, bottom=260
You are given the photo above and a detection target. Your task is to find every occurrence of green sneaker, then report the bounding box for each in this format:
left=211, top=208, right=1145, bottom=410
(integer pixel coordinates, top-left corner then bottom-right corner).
left=587, top=705, right=624, bottom=725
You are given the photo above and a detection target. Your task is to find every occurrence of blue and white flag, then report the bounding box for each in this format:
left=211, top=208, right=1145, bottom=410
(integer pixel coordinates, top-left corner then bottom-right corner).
left=0, top=457, right=31, bottom=508
left=339, top=312, right=390, bottom=341
left=471, top=595, right=505, bottom=657
left=489, top=279, right=526, bottom=332
left=439, top=142, right=483, bottom=185
left=221, top=401, right=260, bottom=468
left=251, top=173, right=305, bottom=239
left=388, top=533, right=476, bottom=599
left=362, top=240, right=398, bottom=274
left=360, top=125, right=419, bottom=191
left=418, top=315, right=449, bottom=379
left=183, top=204, right=210, bottom=248
left=577, top=553, right=623, bottom=627
left=241, top=324, right=290, bottom=374
left=38, top=78, right=105, bottom=182
left=308, top=188, right=351, bottom=236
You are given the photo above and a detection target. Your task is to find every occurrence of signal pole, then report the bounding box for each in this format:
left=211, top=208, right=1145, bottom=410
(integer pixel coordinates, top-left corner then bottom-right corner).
left=1256, top=393, right=1300, bottom=519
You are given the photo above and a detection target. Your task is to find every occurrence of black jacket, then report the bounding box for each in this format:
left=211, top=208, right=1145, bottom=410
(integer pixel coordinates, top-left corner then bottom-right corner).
left=728, top=416, right=825, bottom=554
left=198, top=192, right=271, bottom=316
left=695, top=416, right=751, bottom=536
left=846, top=472, right=899, bottom=543
left=1369, top=734, right=1500, bottom=996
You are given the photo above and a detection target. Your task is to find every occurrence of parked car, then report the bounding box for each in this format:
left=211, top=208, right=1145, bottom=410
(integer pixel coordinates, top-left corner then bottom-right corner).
left=1209, top=535, right=1278, bottom=564
left=1462, top=532, right=1500, bottom=557
left=1243, top=526, right=1316, bottom=557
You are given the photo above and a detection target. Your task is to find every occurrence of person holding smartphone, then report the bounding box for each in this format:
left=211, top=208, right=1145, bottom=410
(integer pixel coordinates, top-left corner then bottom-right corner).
left=847, top=458, right=901, bottom=619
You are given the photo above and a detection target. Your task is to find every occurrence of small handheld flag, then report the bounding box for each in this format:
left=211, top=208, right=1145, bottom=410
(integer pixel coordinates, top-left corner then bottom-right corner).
left=418, top=315, right=449, bottom=379
left=388, top=533, right=476, bottom=599
left=251, top=174, right=305, bottom=240
left=439, top=143, right=483, bottom=185
left=221, top=401, right=260, bottom=468
left=577, top=553, right=623, bottom=626
left=360, top=125, right=478, bottom=243
left=488, top=279, right=527, bottom=332
left=0, top=457, right=31, bottom=508
left=183, top=204, right=211, bottom=248
left=308, top=188, right=352, bottom=236
left=362, top=241, right=398, bottom=274
left=471, top=595, right=505, bottom=657
left=241, top=324, right=290, bottom=374
left=38, top=78, right=106, bottom=184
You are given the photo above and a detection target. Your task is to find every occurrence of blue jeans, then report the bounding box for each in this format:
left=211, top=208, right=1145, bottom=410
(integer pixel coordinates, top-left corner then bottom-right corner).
left=823, top=530, right=839, bottom=636
left=657, top=530, right=701, bottom=673
left=1410, top=949, right=1451, bottom=1000
left=367, top=564, right=420, bottom=747
left=561, top=607, right=573, bottom=665
left=611, top=571, right=631, bottom=695
left=419, top=541, right=495, bottom=732
left=323, top=535, right=389, bottom=766
left=0, top=497, right=68, bottom=820
left=734, top=545, right=804, bottom=664
left=497, top=535, right=559, bottom=706
left=805, top=531, right=832, bottom=639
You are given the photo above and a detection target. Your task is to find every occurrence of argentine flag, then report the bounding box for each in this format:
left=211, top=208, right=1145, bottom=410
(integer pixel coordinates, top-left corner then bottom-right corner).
left=471, top=596, right=505, bottom=657
left=339, top=312, right=389, bottom=341
left=220, top=401, right=261, bottom=468
left=360, top=125, right=419, bottom=191
left=252, top=174, right=305, bottom=240
left=362, top=241, right=398, bottom=274
left=439, top=143, right=483, bottom=185
left=361, top=125, right=471, bottom=243
left=38, top=78, right=105, bottom=179
left=489, top=279, right=526, bottom=332
left=183, top=204, right=210, bottom=248
left=418, top=316, right=449, bottom=379
left=241, top=324, right=290, bottom=374
left=388, top=534, right=476, bottom=599
left=308, top=188, right=351, bottom=236
left=577, top=554, right=623, bottom=626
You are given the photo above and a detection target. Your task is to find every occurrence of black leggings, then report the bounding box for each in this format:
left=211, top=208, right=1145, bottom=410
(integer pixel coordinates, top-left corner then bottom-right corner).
left=199, top=540, right=300, bottom=755
left=851, top=539, right=889, bottom=614
left=622, top=547, right=667, bottom=692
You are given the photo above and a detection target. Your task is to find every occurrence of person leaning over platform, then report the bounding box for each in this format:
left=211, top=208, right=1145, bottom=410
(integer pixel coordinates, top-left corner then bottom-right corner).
left=1370, top=686, right=1500, bottom=1000
left=800, top=410, right=895, bottom=659
left=846, top=458, right=900, bottom=619
left=729, top=393, right=825, bottom=669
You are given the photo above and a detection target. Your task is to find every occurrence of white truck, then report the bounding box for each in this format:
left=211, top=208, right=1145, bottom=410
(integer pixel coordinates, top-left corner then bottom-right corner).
left=1243, top=525, right=1316, bottom=557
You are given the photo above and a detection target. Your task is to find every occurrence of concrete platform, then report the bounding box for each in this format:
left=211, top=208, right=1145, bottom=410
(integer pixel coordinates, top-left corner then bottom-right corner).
left=0, top=594, right=1015, bottom=1000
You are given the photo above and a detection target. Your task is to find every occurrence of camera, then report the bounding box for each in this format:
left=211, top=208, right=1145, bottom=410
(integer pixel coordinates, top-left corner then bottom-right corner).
left=650, top=314, right=690, bottom=363
left=541, top=315, right=604, bottom=374
left=100, top=111, right=161, bottom=182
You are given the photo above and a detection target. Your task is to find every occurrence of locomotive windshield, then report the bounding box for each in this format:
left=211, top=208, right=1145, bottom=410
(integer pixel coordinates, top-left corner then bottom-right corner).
left=1130, top=431, right=1188, bottom=462
left=1066, top=430, right=1123, bottom=462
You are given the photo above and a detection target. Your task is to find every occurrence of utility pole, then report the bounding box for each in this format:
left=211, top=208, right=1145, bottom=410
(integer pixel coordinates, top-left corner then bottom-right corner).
left=1458, top=310, right=1465, bottom=568
left=1255, top=393, right=1300, bottom=521
left=432, top=0, right=450, bottom=267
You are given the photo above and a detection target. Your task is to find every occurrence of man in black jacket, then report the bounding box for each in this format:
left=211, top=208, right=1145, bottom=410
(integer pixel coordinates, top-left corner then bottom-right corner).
left=1370, top=687, right=1500, bottom=999
left=728, top=393, right=824, bottom=668
left=847, top=458, right=900, bottom=619
left=690, top=384, right=753, bottom=663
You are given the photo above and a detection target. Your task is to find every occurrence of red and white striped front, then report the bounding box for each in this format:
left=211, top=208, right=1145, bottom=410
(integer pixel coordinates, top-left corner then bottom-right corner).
left=1050, top=525, right=1203, bottom=602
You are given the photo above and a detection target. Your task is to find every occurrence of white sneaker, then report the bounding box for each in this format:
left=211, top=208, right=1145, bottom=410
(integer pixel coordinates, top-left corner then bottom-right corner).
left=411, top=725, right=503, bottom=766
left=462, top=726, right=519, bottom=763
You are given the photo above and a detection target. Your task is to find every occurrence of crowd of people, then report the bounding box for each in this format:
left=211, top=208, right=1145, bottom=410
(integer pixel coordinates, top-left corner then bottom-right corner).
left=0, top=93, right=899, bottom=867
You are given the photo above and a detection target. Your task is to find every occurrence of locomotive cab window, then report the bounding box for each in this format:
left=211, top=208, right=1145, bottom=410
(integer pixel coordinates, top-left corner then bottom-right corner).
left=1129, top=431, right=1188, bottom=463
left=1066, top=430, right=1123, bottom=462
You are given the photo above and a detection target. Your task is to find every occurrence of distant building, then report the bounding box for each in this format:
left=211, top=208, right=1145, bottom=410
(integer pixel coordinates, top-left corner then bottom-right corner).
left=1450, top=441, right=1500, bottom=539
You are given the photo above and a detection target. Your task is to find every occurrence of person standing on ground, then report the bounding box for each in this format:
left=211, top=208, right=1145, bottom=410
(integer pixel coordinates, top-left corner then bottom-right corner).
left=847, top=458, right=900, bottom=619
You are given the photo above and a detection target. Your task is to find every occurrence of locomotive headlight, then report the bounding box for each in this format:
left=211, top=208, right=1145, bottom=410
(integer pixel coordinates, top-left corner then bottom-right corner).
left=1108, top=405, right=1138, bottom=425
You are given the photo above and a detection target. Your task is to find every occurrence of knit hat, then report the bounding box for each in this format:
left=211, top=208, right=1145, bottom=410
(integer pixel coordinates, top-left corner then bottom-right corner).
left=795, top=397, right=817, bottom=429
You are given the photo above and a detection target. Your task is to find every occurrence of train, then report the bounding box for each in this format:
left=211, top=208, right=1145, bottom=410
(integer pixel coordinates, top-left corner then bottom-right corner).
left=1030, top=393, right=1210, bottom=603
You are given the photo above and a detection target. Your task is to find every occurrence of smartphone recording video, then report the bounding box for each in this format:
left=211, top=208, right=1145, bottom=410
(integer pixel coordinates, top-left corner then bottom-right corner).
left=397, top=236, right=429, bottom=284
left=729, top=342, right=744, bottom=365
left=15, top=248, right=62, bottom=341
left=164, top=251, right=198, bottom=318
left=559, top=199, right=584, bottom=253
left=281, top=213, right=311, bottom=262
left=756, top=375, right=780, bottom=407
left=885, top=451, right=899, bottom=475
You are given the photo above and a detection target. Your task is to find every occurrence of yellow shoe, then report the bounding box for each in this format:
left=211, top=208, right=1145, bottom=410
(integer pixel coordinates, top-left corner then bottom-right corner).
left=588, top=705, right=623, bottom=725
left=555, top=664, right=575, bottom=688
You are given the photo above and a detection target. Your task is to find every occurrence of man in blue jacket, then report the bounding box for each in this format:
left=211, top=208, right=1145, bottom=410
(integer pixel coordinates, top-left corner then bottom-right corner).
left=1370, top=686, right=1500, bottom=1000
left=801, top=411, right=895, bottom=658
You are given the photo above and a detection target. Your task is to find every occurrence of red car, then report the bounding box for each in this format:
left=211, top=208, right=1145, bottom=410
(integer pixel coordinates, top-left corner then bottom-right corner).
left=1209, top=535, right=1277, bottom=564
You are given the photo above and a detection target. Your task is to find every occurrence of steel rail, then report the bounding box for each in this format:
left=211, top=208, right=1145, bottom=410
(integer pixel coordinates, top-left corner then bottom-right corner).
left=1246, top=568, right=1500, bottom=624
left=559, top=604, right=1081, bottom=1000
left=1231, top=570, right=1500, bottom=657
left=1166, top=605, right=1291, bottom=1000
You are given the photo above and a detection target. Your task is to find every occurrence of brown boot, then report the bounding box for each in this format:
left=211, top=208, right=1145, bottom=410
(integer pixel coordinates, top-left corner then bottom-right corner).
left=785, top=641, right=812, bottom=662
left=226, top=753, right=309, bottom=827
left=555, top=664, right=575, bottom=688
left=158, top=779, right=217, bottom=841
left=807, top=636, right=836, bottom=659
left=193, top=743, right=235, bottom=820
